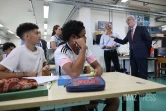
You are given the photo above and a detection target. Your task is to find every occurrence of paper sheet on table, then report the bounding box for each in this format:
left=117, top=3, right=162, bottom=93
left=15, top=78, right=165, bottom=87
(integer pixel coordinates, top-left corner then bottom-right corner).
left=24, top=76, right=59, bottom=85
left=60, top=74, right=92, bottom=79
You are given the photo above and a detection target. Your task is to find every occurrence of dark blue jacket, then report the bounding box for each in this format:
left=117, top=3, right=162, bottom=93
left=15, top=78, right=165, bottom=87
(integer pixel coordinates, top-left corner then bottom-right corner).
left=114, top=26, right=152, bottom=59
left=41, top=39, right=47, bottom=58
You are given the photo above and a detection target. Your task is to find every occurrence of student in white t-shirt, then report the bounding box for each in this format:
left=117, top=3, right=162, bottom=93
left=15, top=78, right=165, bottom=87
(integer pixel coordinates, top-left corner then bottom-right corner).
left=0, top=23, right=50, bottom=79
left=54, top=20, right=119, bottom=111
left=0, top=42, right=16, bottom=62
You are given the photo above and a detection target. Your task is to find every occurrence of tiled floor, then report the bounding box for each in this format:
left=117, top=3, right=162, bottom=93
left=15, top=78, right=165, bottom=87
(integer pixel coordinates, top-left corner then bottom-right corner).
left=98, top=74, right=166, bottom=111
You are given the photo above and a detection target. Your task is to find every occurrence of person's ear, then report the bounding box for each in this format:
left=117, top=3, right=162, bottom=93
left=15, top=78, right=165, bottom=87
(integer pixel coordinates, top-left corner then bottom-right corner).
left=4, top=50, right=7, bottom=53
left=24, top=33, right=30, bottom=39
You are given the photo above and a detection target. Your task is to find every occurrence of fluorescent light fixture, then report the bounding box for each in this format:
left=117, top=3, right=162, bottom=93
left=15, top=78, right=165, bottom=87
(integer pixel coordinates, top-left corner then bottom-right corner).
left=44, top=36, right=47, bottom=39
left=7, top=30, right=14, bottom=34
left=0, top=24, right=3, bottom=27
left=44, top=5, right=49, bottom=18
left=16, top=35, right=20, bottom=38
left=44, top=23, right=48, bottom=29
left=44, top=31, right=47, bottom=35
left=121, top=0, right=128, bottom=2
left=161, top=25, right=166, bottom=28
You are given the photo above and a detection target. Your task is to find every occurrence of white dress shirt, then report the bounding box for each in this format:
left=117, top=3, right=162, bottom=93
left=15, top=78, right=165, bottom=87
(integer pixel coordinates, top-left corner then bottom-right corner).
left=100, top=32, right=120, bottom=51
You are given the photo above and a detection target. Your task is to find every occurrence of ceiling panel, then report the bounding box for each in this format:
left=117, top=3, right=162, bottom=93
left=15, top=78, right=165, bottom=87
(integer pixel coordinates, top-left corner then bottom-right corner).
left=0, top=0, right=166, bottom=39
left=32, top=0, right=74, bottom=38
left=0, top=0, right=74, bottom=39
left=93, top=0, right=117, bottom=4
left=47, top=3, right=74, bottom=37
left=0, top=0, right=36, bottom=34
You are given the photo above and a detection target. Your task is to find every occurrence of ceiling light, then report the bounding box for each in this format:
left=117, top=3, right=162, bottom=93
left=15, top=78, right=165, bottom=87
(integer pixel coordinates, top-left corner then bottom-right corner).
left=0, top=24, right=3, bottom=27
left=7, top=30, right=14, bottom=34
left=44, top=5, right=49, bottom=18
left=16, top=35, right=20, bottom=38
left=44, top=31, right=47, bottom=35
left=121, top=0, right=128, bottom=2
left=44, top=36, right=47, bottom=39
left=161, top=25, right=166, bottom=28
left=44, top=23, right=48, bottom=29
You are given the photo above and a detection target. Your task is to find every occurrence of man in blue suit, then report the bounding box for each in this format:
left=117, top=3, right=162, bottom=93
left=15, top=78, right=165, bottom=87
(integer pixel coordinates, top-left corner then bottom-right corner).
left=110, top=15, right=152, bottom=79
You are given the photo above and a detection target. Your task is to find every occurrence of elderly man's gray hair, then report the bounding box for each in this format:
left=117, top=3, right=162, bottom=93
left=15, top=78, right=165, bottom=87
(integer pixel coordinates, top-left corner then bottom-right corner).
left=127, top=15, right=135, bottom=20
left=126, top=15, right=137, bottom=23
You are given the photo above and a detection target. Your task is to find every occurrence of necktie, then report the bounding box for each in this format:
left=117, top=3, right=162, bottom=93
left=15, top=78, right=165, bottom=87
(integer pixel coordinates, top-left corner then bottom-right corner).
left=131, top=28, right=134, bottom=40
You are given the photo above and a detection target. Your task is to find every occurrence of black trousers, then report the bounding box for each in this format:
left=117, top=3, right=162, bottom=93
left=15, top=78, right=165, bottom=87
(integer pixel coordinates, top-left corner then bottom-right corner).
left=130, top=57, right=147, bottom=79
left=104, top=50, right=120, bottom=72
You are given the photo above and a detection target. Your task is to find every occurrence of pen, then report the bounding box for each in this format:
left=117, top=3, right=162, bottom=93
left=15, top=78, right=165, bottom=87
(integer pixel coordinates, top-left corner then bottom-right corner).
left=49, top=82, right=54, bottom=90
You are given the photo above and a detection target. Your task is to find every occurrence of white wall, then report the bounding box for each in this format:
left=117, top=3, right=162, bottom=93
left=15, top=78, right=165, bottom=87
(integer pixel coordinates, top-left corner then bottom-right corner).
left=71, top=10, right=79, bottom=21
left=9, top=38, right=21, bottom=46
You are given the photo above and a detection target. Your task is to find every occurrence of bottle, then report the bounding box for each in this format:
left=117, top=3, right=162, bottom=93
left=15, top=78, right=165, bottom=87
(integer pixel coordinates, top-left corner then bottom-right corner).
left=42, top=70, right=50, bottom=76
left=83, top=66, right=87, bottom=74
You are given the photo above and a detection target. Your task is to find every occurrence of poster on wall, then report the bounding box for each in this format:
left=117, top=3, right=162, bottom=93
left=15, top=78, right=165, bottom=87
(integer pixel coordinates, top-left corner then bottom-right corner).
left=136, top=15, right=144, bottom=26
left=129, top=14, right=150, bottom=31
left=130, top=14, right=150, bottom=27
left=98, top=21, right=112, bottom=30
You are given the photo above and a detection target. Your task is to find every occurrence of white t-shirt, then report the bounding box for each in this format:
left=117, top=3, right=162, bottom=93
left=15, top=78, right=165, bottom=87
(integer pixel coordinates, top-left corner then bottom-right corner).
left=0, top=45, right=46, bottom=76
left=50, top=35, right=64, bottom=47
left=50, top=36, right=56, bottom=42
left=54, top=43, right=96, bottom=75
left=2, top=54, right=6, bottom=60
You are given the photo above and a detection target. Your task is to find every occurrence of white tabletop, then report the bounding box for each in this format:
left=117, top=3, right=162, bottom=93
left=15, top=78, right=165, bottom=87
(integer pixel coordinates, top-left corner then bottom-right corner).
left=0, top=72, right=166, bottom=110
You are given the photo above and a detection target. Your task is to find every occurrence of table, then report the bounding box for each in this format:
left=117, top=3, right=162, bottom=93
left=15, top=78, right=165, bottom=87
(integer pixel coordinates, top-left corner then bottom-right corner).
left=0, top=72, right=166, bottom=111
left=119, top=56, right=157, bottom=74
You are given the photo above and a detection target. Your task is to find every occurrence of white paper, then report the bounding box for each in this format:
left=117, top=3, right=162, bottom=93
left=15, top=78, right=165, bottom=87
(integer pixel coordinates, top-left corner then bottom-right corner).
left=24, top=76, right=59, bottom=85
left=60, top=75, right=71, bottom=79
left=59, top=74, right=92, bottom=79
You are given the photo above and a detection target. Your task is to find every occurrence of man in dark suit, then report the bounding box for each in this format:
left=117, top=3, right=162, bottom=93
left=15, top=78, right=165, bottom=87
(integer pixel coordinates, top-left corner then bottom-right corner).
left=40, top=39, right=47, bottom=58
left=110, top=15, right=152, bottom=79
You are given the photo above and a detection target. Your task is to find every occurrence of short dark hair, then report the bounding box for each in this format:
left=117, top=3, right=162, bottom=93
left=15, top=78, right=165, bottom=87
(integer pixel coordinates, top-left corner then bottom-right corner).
left=16, top=23, right=39, bottom=39
left=62, top=20, right=85, bottom=42
left=3, top=42, right=16, bottom=51
left=52, top=25, right=60, bottom=36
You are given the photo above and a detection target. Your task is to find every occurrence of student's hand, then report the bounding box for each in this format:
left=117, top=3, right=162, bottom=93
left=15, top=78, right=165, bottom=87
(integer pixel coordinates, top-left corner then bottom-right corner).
left=93, top=68, right=102, bottom=76
left=74, top=38, right=86, bottom=49
left=43, top=64, right=50, bottom=72
left=112, top=44, right=117, bottom=48
left=26, top=72, right=38, bottom=77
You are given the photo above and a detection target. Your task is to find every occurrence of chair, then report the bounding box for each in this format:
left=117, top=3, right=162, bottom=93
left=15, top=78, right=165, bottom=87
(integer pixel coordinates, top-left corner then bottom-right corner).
left=86, top=103, right=98, bottom=111
left=154, top=57, right=166, bottom=80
